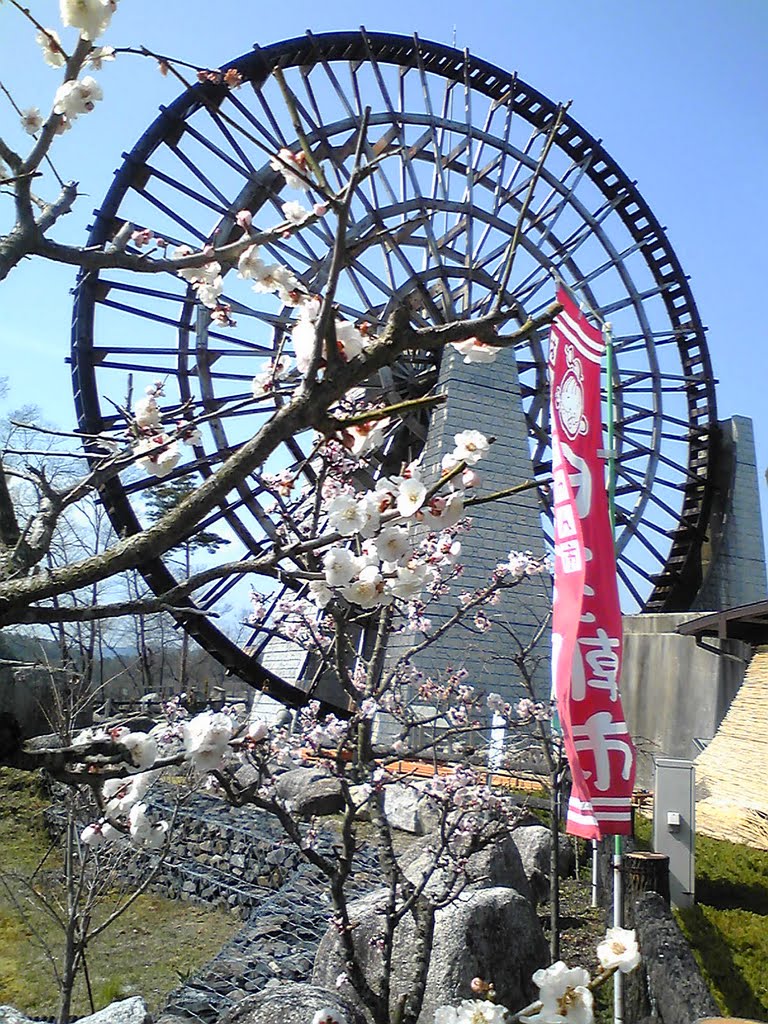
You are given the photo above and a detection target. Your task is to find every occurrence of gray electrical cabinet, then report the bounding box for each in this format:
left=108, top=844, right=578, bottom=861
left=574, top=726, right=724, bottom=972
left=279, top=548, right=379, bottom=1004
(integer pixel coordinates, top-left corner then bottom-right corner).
left=653, top=758, right=696, bottom=908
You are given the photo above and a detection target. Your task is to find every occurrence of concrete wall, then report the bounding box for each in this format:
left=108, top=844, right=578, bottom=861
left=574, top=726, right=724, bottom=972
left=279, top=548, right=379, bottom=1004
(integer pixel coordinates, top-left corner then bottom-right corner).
left=621, top=612, right=750, bottom=787
left=694, top=415, right=767, bottom=610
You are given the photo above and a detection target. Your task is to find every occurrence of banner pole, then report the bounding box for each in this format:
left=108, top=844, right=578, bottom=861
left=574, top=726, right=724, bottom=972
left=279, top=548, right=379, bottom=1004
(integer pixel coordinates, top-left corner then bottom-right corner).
left=605, top=320, right=624, bottom=1024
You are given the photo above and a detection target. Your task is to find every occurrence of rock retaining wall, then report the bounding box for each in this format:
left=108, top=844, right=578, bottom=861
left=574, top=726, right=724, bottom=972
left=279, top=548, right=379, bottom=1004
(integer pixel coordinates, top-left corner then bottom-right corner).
left=46, top=790, right=381, bottom=1022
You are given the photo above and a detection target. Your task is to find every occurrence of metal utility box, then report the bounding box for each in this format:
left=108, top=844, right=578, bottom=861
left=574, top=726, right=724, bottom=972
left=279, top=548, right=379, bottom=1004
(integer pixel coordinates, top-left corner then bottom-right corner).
left=653, top=758, right=695, bottom=908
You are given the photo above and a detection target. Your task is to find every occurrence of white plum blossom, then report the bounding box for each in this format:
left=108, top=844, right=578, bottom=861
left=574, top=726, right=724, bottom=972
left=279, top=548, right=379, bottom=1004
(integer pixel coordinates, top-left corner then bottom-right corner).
left=81, top=822, right=107, bottom=847
left=119, top=731, right=157, bottom=770
left=388, top=563, right=431, bottom=601
left=252, top=357, right=292, bottom=399
left=179, top=260, right=223, bottom=307
left=176, top=258, right=223, bottom=308
left=596, top=927, right=641, bottom=974
left=292, top=313, right=318, bottom=375
left=134, top=434, right=181, bottom=477
left=270, top=147, right=308, bottom=190
left=323, top=545, right=360, bottom=587
left=128, top=802, right=169, bottom=849
left=182, top=711, right=234, bottom=772
left=334, top=320, right=367, bottom=362
left=376, top=526, right=411, bottom=565
left=134, top=388, right=162, bottom=427
left=86, top=45, right=116, bottom=69
left=194, top=275, right=223, bottom=309
left=434, top=999, right=508, bottom=1024
left=357, top=493, right=381, bottom=539
left=53, top=76, right=103, bottom=120
left=342, top=565, right=390, bottom=609
left=103, top=771, right=158, bottom=816
left=326, top=493, right=369, bottom=537
left=20, top=108, right=43, bottom=135
left=308, top=579, right=333, bottom=608
left=248, top=592, right=266, bottom=623
left=281, top=200, right=312, bottom=225
left=36, top=28, right=66, bottom=67
left=452, top=430, right=491, bottom=465
left=396, top=476, right=427, bottom=518
left=340, top=417, right=389, bottom=458
left=310, top=1009, right=346, bottom=1024
left=529, top=961, right=593, bottom=1024
left=173, top=245, right=202, bottom=279
left=450, top=336, right=499, bottom=364
left=251, top=262, right=299, bottom=302
left=101, top=820, right=122, bottom=843
left=131, top=228, right=154, bottom=248
left=441, top=451, right=461, bottom=474
left=141, top=819, right=169, bottom=850
left=503, top=550, right=544, bottom=580
left=237, top=244, right=264, bottom=280
left=486, top=692, right=505, bottom=713
left=60, top=0, right=116, bottom=41
left=247, top=717, right=269, bottom=742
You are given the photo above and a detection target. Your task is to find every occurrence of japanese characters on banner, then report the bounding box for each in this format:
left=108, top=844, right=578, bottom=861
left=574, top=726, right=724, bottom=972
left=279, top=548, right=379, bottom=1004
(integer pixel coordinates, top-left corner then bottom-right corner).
left=550, top=289, right=636, bottom=839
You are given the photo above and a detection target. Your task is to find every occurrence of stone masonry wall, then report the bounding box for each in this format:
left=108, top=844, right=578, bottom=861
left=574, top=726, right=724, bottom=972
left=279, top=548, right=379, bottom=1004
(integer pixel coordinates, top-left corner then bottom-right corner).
left=386, top=343, right=552, bottom=709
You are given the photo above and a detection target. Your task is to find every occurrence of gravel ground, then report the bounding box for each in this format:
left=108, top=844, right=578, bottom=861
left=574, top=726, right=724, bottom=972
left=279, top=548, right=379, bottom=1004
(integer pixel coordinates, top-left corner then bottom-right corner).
left=555, top=875, right=608, bottom=970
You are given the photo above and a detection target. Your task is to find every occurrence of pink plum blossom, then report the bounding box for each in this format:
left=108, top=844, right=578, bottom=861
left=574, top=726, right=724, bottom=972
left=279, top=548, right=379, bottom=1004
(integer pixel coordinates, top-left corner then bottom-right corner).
left=134, top=434, right=181, bottom=478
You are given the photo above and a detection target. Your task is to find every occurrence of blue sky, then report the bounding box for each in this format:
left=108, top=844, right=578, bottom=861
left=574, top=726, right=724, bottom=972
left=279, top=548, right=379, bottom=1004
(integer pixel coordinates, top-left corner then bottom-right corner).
left=2, top=1, right=768, bottom=569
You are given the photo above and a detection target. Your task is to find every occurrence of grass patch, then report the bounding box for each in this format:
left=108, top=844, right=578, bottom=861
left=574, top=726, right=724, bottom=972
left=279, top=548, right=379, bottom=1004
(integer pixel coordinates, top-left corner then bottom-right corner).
left=0, top=768, right=240, bottom=1019
left=676, top=833, right=768, bottom=1020
left=633, top=809, right=768, bottom=1020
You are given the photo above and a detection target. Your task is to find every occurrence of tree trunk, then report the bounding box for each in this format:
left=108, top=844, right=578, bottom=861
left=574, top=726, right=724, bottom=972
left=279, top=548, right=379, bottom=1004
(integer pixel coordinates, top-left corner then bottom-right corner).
left=624, top=851, right=670, bottom=923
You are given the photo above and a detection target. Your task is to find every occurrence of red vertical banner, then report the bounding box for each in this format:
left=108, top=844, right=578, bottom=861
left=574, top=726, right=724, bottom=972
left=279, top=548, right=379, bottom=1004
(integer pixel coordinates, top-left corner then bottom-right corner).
left=550, top=289, right=636, bottom=838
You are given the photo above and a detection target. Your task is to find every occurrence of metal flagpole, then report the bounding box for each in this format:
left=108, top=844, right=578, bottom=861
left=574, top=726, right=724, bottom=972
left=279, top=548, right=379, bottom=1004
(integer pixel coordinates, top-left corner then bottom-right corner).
left=605, top=319, right=624, bottom=1024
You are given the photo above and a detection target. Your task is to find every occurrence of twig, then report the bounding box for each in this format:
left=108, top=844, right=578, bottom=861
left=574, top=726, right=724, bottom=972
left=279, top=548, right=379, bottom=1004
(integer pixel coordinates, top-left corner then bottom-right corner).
left=493, top=102, right=571, bottom=313
left=273, top=66, right=330, bottom=194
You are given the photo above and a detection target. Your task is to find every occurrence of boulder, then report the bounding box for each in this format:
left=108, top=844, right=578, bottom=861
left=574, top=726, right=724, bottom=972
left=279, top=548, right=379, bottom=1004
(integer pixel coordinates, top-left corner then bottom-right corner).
left=401, top=825, right=534, bottom=903
left=0, top=999, right=154, bottom=1024
left=511, top=824, right=574, bottom=903
left=218, top=982, right=367, bottom=1024
left=313, top=885, right=547, bottom=1023
left=0, top=1009, right=30, bottom=1024
left=383, top=782, right=440, bottom=834
left=274, top=767, right=343, bottom=818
